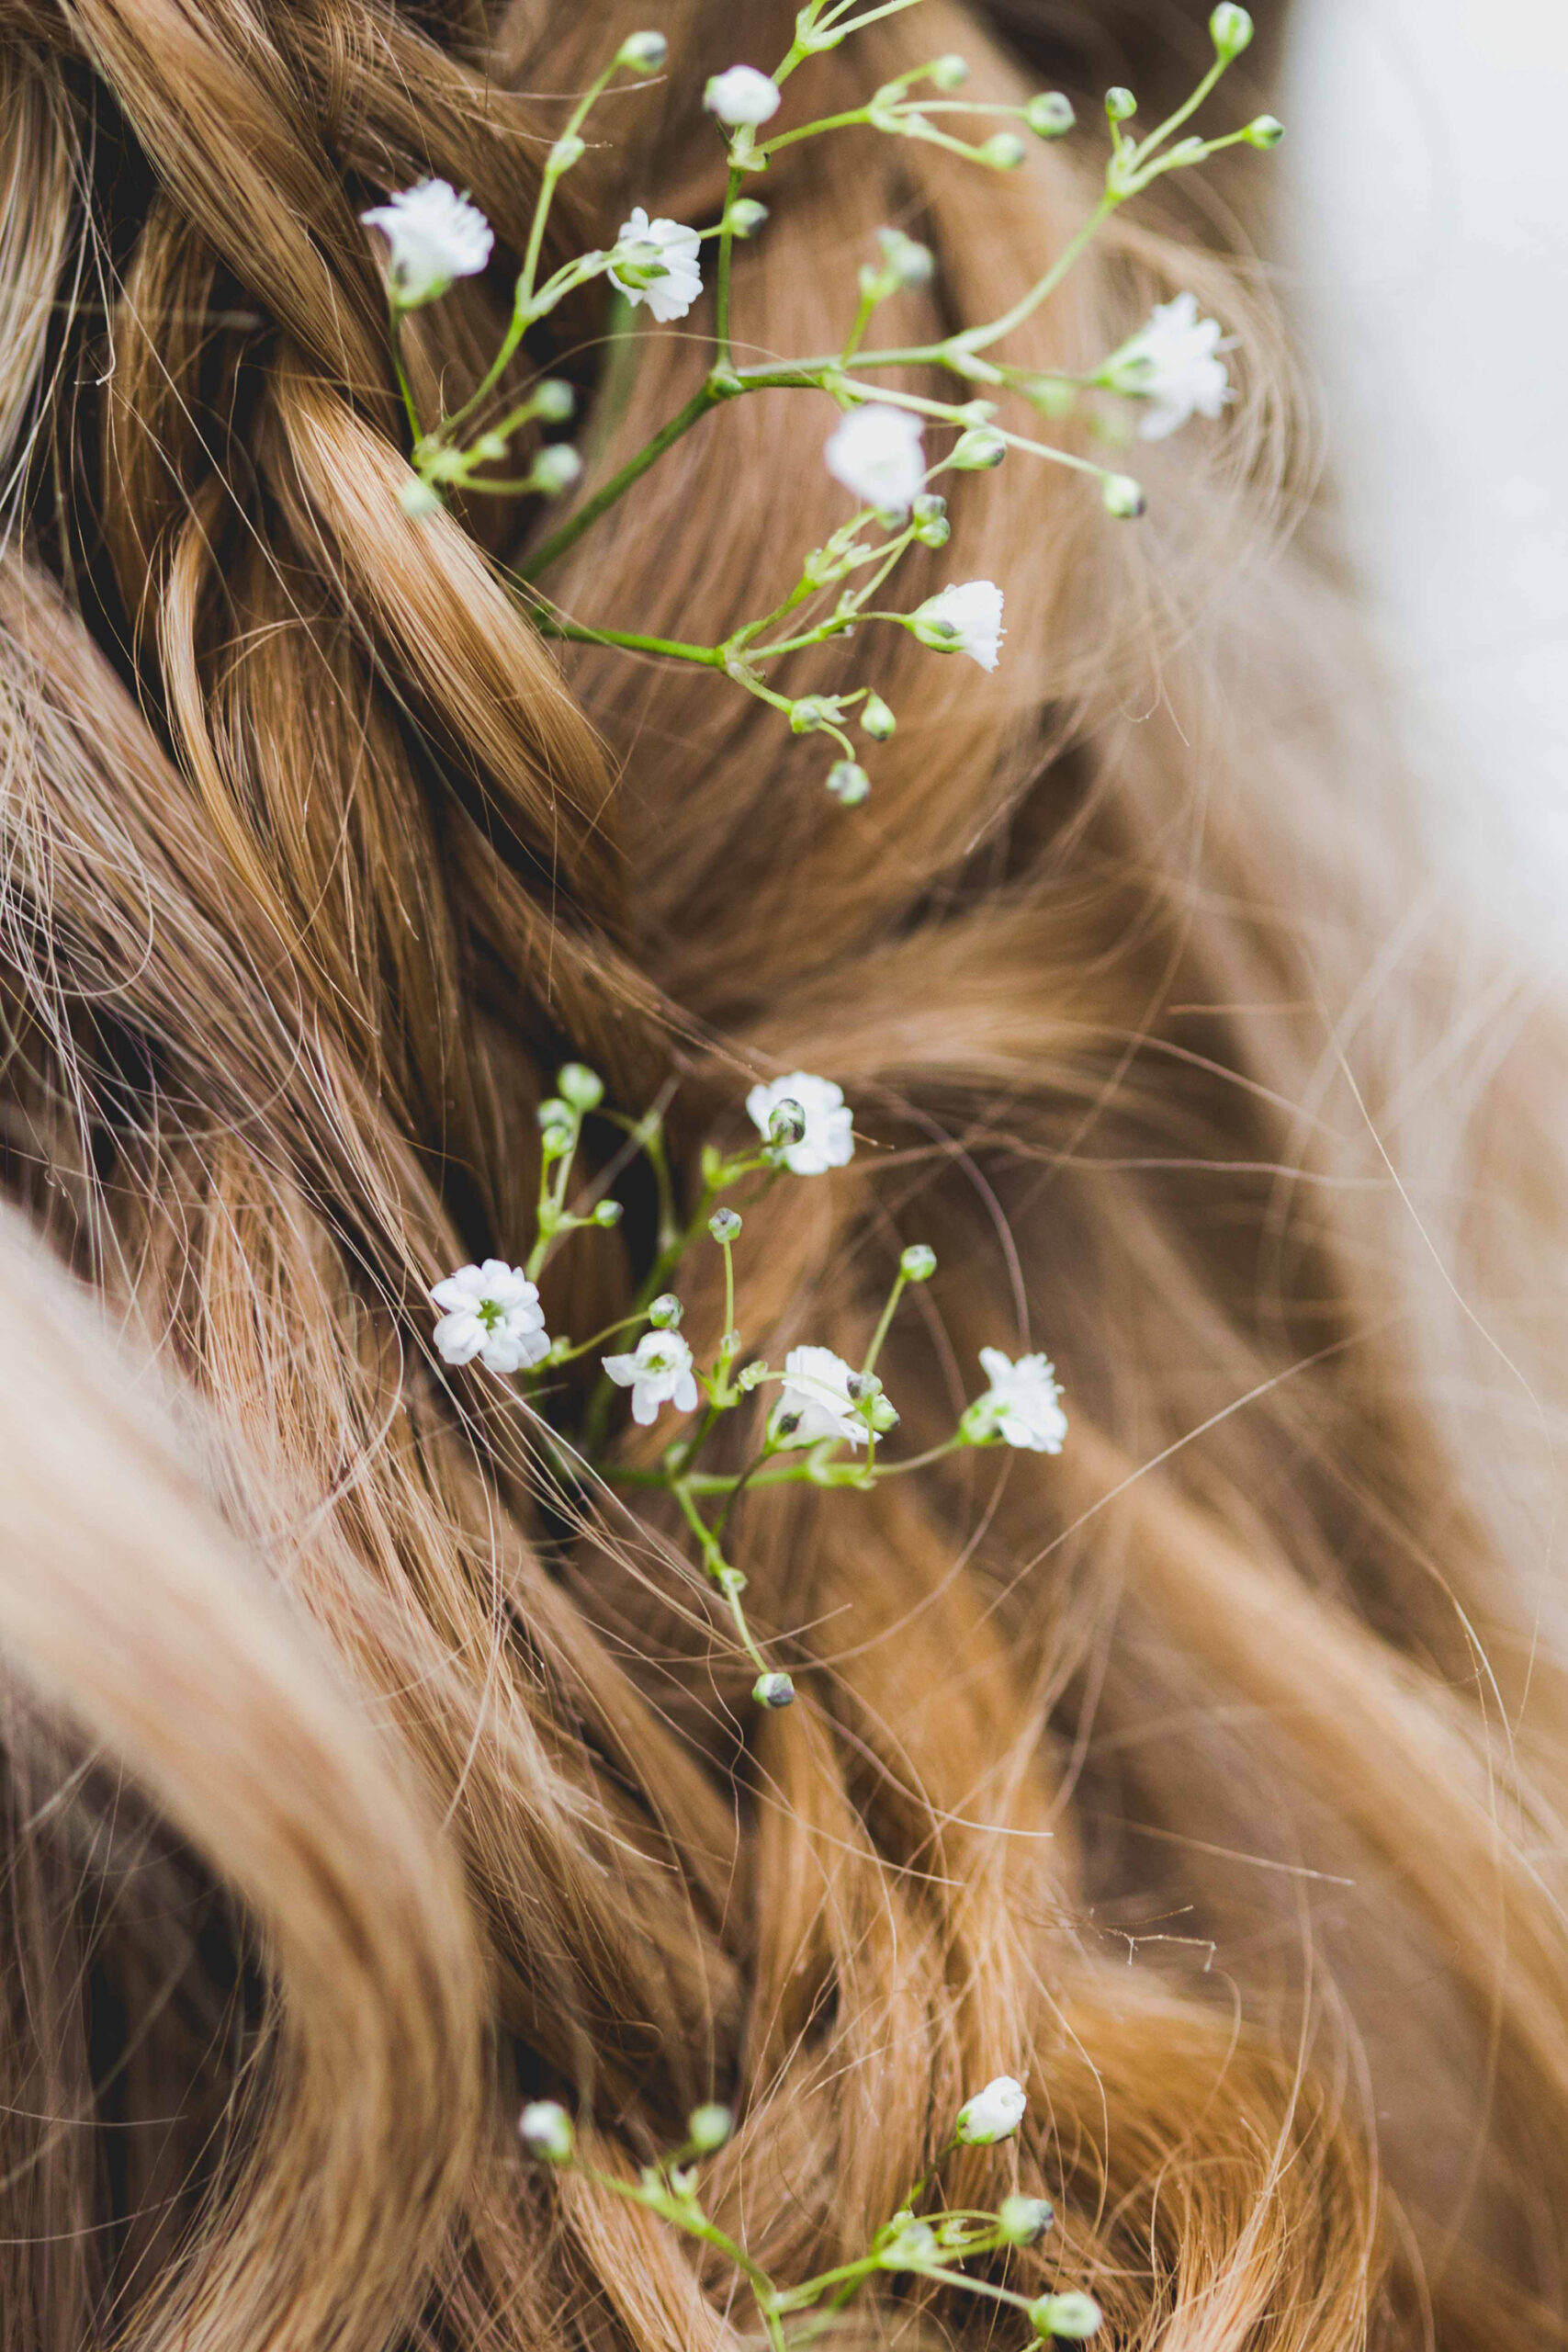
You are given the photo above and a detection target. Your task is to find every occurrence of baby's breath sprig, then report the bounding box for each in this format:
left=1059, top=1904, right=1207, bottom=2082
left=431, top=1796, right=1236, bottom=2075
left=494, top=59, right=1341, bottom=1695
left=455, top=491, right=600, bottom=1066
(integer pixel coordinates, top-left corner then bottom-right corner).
left=516, top=2075, right=1101, bottom=2348
left=430, top=1065, right=1066, bottom=1704
left=364, top=4, right=1282, bottom=803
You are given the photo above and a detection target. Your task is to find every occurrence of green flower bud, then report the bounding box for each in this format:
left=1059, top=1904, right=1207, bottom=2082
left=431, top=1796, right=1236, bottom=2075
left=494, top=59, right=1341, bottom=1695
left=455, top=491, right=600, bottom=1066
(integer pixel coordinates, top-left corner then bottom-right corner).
left=592, top=1198, right=624, bottom=1227
left=536, top=1097, right=571, bottom=1129
left=899, top=1243, right=937, bottom=1283
left=1105, top=85, right=1137, bottom=122
left=648, top=1294, right=682, bottom=1329
left=978, top=131, right=1026, bottom=170
left=789, top=695, right=834, bottom=734
left=709, top=1206, right=742, bottom=1243
left=539, top=1121, right=574, bottom=1159
left=738, top=1360, right=767, bottom=1391
left=1025, top=91, right=1076, bottom=138
left=951, top=424, right=1007, bottom=469
left=1243, top=112, right=1284, bottom=147
left=930, top=52, right=969, bottom=90
left=860, top=692, right=897, bottom=741
left=768, top=1098, right=808, bottom=1146
left=913, top=511, right=951, bottom=548
left=1101, top=472, right=1146, bottom=519
left=617, top=29, right=669, bottom=72
left=998, top=2193, right=1055, bottom=2245
left=827, top=760, right=871, bottom=806
left=881, top=2216, right=940, bottom=2270
left=752, top=1670, right=796, bottom=1708
left=959, top=1394, right=1000, bottom=1445
left=557, top=1063, right=604, bottom=1111
left=398, top=476, right=444, bottom=518
left=1210, top=4, right=1254, bottom=59
left=688, top=2102, right=734, bottom=2152
left=876, top=225, right=935, bottom=286
left=519, top=2100, right=574, bottom=2163
left=729, top=198, right=770, bottom=238
left=532, top=445, right=583, bottom=496
left=913, top=491, right=947, bottom=523
left=472, top=430, right=509, bottom=462
left=1029, top=2292, right=1103, bottom=2342
left=549, top=133, right=585, bottom=171
left=532, top=378, right=576, bottom=422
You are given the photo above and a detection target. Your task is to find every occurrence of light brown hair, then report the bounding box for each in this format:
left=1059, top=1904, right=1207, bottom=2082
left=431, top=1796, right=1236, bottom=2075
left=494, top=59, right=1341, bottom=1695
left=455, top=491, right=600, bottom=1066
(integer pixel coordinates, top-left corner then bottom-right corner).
left=2, top=1, right=1566, bottom=2345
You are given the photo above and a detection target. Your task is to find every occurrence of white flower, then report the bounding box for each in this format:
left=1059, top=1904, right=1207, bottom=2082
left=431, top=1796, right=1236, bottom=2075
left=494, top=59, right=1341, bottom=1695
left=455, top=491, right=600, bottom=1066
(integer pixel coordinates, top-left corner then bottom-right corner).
left=608, top=207, right=704, bottom=322
left=824, top=403, right=926, bottom=515
left=746, top=1070, right=855, bottom=1175
left=603, top=1329, right=700, bottom=1425
left=968, top=1349, right=1067, bottom=1453
left=910, top=580, right=1005, bottom=672
left=360, top=179, right=493, bottom=308
left=775, top=1346, right=871, bottom=1448
left=954, top=2075, right=1028, bottom=2146
left=704, top=64, right=783, bottom=127
left=1105, top=292, right=1233, bottom=440
left=430, top=1261, right=549, bottom=1374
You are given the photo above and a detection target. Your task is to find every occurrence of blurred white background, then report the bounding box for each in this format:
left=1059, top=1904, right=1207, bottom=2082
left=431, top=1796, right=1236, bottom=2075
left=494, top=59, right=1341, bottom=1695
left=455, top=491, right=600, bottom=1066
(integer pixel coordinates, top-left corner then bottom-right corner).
left=1281, top=0, right=1568, bottom=910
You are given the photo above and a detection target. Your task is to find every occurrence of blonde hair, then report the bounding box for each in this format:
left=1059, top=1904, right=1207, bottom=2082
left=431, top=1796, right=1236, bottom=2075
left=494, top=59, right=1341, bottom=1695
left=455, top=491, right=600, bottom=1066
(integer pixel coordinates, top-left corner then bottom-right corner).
left=2, top=1, right=1566, bottom=2344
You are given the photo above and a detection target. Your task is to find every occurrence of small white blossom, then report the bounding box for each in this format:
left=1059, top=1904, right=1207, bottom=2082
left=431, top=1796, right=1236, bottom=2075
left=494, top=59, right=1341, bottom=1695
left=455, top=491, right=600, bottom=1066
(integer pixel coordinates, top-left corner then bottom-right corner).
left=608, top=207, right=704, bottom=322
left=954, top=2075, right=1028, bottom=2146
left=519, top=2100, right=574, bottom=2162
left=746, top=1071, right=854, bottom=1175
left=775, top=1346, right=874, bottom=1448
left=704, top=64, right=783, bottom=126
left=824, top=403, right=926, bottom=515
left=910, top=580, right=1005, bottom=672
left=430, top=1261, right=548, bottom=1374
left=360, top=179, right=493, bottom=308
left=603, top=1329, right=700, bottom=1425
left=1105, top=292, right=1233, bottom=440
left=969, top=1349, right=1067, bottom=1453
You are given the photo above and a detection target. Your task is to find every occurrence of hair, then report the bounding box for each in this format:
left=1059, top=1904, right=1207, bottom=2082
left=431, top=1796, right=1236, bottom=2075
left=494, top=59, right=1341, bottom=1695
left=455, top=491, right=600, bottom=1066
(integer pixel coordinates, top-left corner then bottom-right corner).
left=1, top=0, right=1566, bottom=2345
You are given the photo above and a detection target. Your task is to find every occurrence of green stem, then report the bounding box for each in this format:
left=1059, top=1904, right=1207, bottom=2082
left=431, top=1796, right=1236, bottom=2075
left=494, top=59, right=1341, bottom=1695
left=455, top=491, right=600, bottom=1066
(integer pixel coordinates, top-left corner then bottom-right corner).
left=671, top=1481, right=773, bottom=1680
left=715, top=164, right=744, bottom=368
left=712, top=1444, right=773, bottom=1544
left=550, top=1312, right=648, bottom=1364
left=1125, top=53, right=1228, bottom=169
left=865, top=1433, right=965, bottom=1480
left=959, top=191, right=1117, bottom=356
left=906, top=2264, right=1034, bottom=2313
left=772, top=2256, right=879, bottom=2315
left=518, top=382, right=720, bottom=580
left=756, top=106, right=873, bottom=158
left=818, top=0, right=931, bottom=34
left=535, top=616, right=726, bottom=664
left=389, top=308, right=423, bottom=442
left=571, top=2164, right=787, bottom=2352
left=519, top=62, right=619, bottom=316
left=860, top=1271, right=907, bottom=1382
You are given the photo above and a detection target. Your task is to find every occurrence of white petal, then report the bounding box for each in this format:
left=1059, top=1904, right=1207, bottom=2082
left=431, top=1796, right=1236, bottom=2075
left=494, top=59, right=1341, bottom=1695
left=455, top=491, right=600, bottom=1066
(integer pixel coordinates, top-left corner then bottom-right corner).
left=434, top=1311, right=485, bottom=1364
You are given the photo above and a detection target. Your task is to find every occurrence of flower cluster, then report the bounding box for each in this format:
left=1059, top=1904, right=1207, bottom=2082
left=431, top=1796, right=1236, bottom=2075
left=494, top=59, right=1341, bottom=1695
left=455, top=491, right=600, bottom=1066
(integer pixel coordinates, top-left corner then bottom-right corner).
left=516, top=2069, right=1103, bottom=2347
left=428, top=1062, right=1069, bottom=1708
left=377, top=2, right=1284, bottom=2329
left=362, top=3, right=1280, bottom=801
